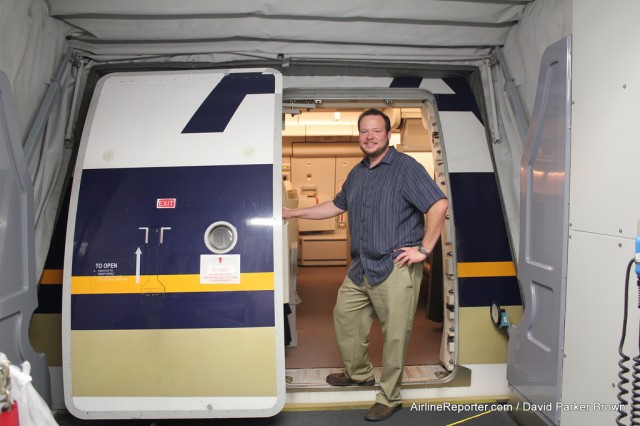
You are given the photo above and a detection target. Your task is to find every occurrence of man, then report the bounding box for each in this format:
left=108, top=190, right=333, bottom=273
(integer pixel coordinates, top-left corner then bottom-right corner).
left=283, top=109, right=448, bottom=421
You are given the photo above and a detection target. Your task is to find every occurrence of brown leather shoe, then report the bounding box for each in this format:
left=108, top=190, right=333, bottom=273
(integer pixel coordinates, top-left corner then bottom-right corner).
left=364, top=402, right=401, bottom=421
left=326, top=373, right=375, bottom=387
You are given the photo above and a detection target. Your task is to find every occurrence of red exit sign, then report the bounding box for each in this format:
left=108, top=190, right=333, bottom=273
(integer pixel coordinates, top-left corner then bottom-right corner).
left=157, top=198, right=176, bottom=209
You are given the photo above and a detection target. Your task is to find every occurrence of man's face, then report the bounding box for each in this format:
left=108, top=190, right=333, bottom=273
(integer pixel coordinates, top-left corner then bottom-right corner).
left=358, top=115, right=390, bottom=159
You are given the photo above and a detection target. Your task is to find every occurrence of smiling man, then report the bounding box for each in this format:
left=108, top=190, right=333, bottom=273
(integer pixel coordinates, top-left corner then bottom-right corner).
left=283, top=109, right=448, bottom=421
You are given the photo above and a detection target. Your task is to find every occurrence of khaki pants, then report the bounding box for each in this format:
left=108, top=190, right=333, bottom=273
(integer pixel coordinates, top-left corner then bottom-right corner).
left=333, top=262, right=423, bottom=406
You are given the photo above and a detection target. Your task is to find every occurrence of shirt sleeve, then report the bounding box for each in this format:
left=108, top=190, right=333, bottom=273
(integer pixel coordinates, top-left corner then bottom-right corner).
left=333, top=180, right=348, bottom=211
left=333, top=167, right=352, bottom=211
left=402, top=157, right=446, bottom=213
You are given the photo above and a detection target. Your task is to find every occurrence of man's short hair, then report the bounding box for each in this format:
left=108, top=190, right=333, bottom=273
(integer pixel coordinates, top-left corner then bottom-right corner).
left=358, top=109, right=391, bottom=133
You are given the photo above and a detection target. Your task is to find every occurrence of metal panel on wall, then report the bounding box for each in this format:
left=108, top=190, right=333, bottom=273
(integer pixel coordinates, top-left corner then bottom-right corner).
left=0, top=72, right=50, bottom=404
left=507, top=36, right=572, bottom=425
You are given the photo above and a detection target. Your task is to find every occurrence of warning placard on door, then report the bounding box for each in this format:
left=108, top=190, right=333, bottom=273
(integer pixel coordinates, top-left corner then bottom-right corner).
left=200, top=254, right=241, bottom=284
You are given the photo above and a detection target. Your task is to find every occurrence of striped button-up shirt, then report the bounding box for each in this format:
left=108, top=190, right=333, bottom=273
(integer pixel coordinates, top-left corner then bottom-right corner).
left=333, top=147, right=445, bottom=285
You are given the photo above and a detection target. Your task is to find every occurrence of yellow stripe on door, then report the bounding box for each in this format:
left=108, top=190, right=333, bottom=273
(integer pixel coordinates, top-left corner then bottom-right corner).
left=71, top=272, right=274, bottom=294
left=456, top=262, right=516, bottom=278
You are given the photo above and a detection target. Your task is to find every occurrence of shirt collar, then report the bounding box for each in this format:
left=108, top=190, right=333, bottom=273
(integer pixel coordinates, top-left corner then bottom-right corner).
left=361, top=146, right=397, bottom=168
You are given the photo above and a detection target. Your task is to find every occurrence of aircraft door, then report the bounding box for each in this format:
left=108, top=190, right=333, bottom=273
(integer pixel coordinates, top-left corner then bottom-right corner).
left=62, top=69, right=285, bottom=419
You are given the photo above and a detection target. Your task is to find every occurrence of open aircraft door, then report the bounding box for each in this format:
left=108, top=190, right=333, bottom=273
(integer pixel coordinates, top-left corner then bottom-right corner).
left=62, top=69, right=285, bottom=419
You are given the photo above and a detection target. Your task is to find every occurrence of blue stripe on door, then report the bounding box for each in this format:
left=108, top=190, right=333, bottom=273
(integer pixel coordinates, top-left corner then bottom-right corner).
left=72, top=164, right=274, bottom=276
left=71, top=290, right=275, bottom=330
left=435, top=77, right=484, bottom=123
left=182, top=72, right=275, bottom=133
left=448, top=172, right=512, bottom=263
left=389, top=77, right=423, bottom=88
left=458, top=276, right=521, bottom=308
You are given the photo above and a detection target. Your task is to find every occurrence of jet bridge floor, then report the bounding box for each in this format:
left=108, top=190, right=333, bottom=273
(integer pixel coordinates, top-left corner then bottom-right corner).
left=54, top=400, right=517, bottom=426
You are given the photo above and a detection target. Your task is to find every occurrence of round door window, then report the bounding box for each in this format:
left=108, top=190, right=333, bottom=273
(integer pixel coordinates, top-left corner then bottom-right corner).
left=204, top=221, right=238, bottom=254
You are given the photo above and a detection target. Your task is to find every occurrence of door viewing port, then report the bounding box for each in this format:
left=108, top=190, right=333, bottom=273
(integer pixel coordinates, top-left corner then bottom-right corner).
left=204, top=221, right=238, bottom=254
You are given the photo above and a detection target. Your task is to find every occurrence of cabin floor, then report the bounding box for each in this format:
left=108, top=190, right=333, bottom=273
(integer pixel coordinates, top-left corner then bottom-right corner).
left=285, top=265, right=448, bottom=388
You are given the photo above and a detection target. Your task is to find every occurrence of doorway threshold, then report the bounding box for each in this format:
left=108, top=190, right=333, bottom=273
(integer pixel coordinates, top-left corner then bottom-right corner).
left=285, top=364, right=464, bottom=391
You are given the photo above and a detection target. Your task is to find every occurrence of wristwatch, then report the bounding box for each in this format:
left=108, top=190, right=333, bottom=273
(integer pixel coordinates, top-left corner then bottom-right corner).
left=417, top=245, right=430, bottom=257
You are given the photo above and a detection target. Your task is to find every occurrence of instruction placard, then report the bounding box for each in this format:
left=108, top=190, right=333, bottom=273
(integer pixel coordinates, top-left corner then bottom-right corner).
left=200, top=254, right=241, bottom=284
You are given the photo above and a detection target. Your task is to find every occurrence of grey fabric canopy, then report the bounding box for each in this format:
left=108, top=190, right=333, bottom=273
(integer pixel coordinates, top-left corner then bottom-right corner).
left=49, top=0, right=531, bottom=60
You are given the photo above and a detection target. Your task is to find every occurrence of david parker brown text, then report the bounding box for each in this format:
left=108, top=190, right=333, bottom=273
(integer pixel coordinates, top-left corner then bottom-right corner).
left=409, top=401, right=627, bottom=413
